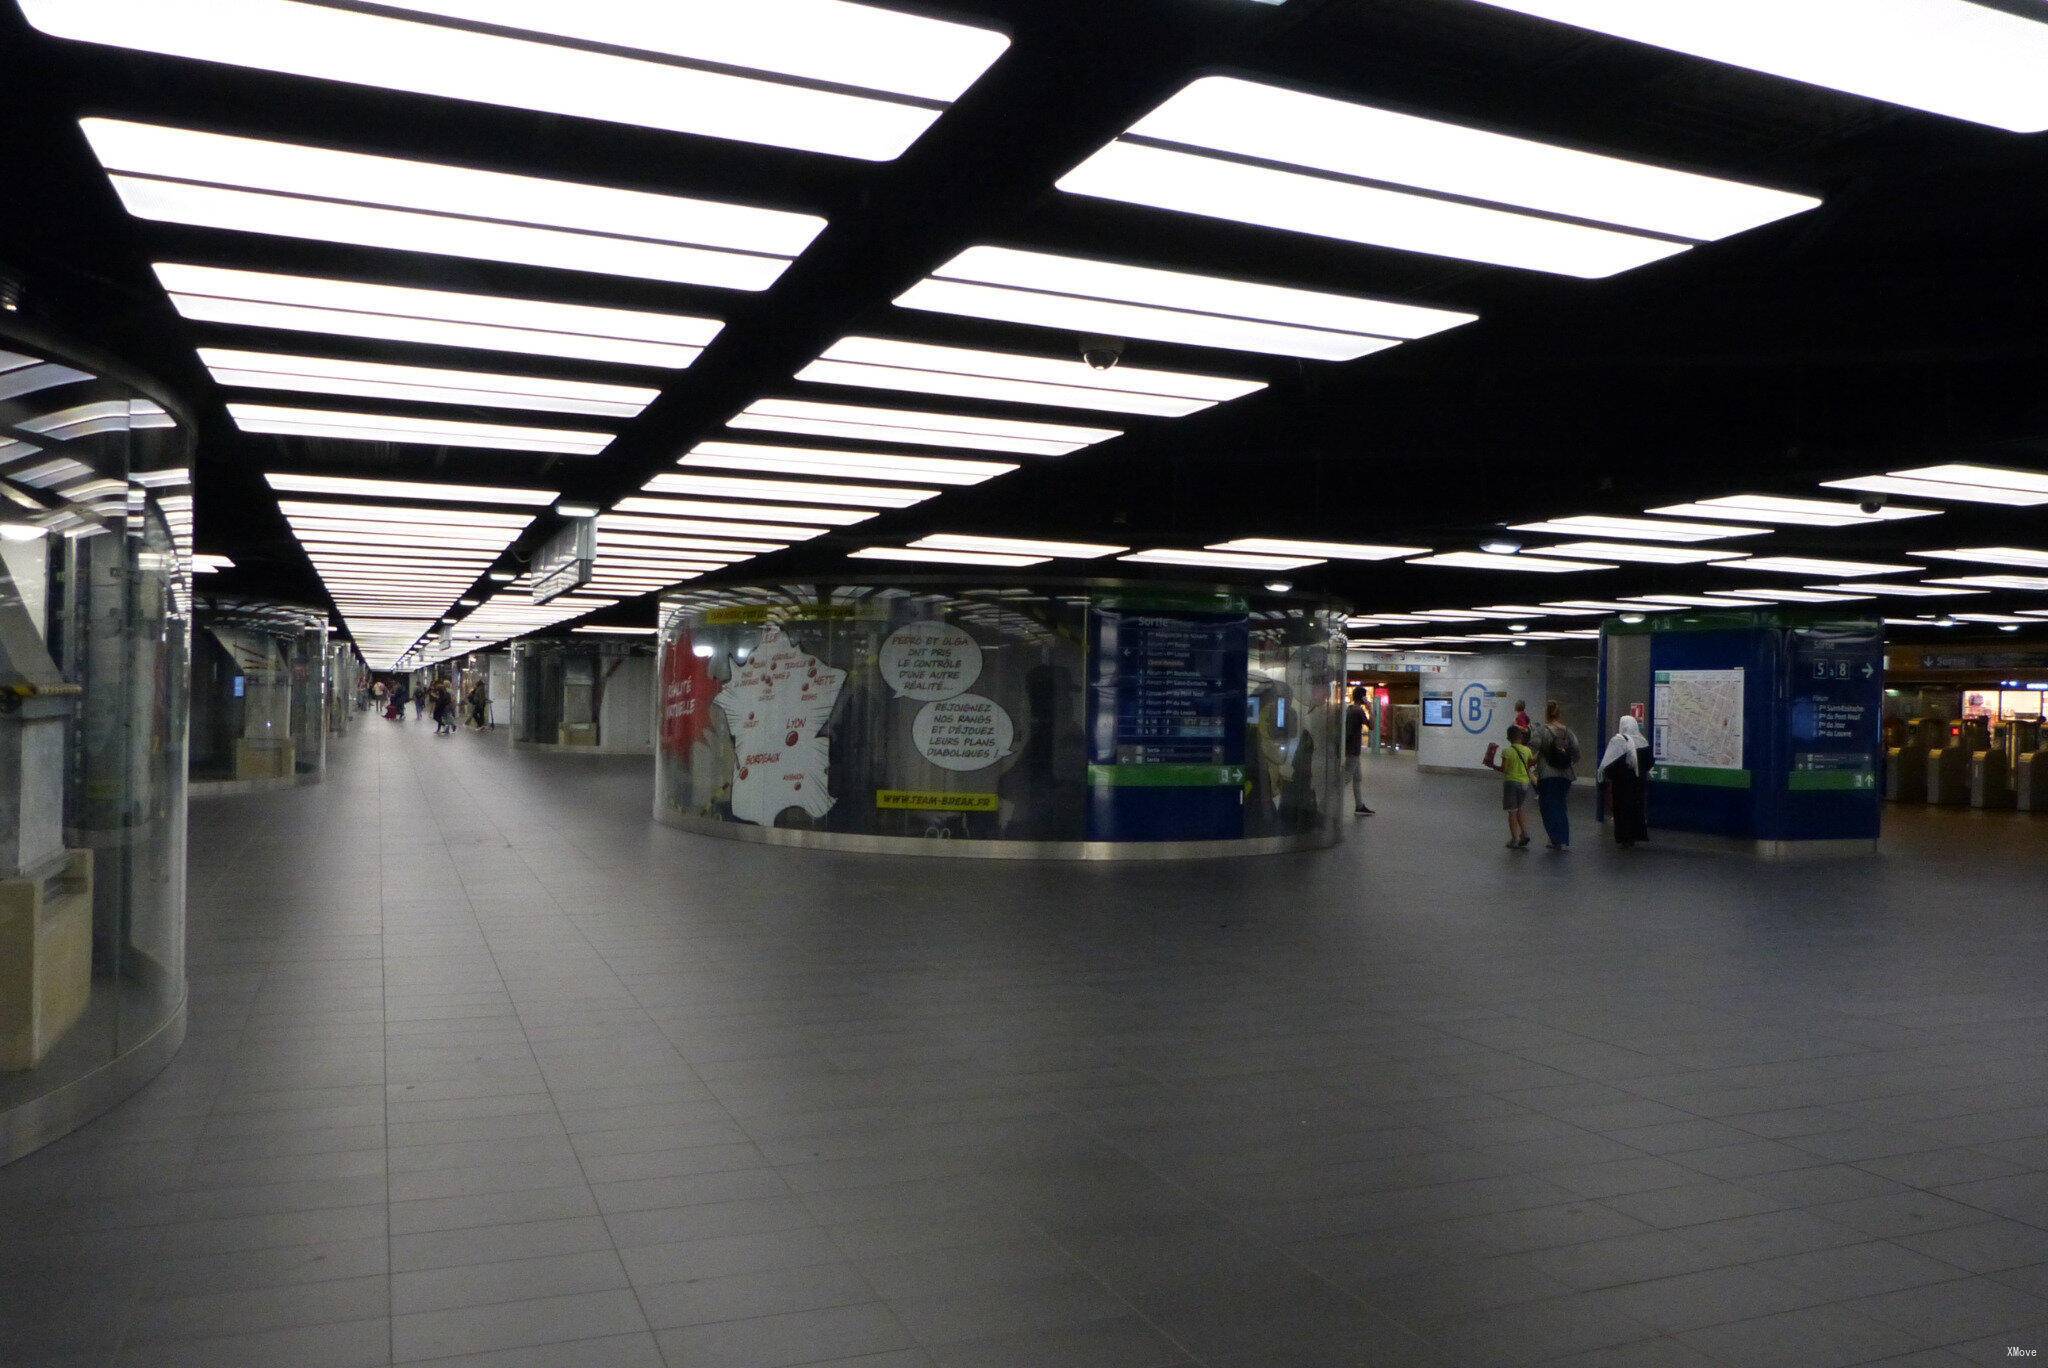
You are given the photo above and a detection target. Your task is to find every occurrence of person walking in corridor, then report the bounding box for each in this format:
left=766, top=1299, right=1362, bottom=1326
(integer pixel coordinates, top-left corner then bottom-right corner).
left=1344, top=686, right=1374, bottom=815
left=1487, top=723, right=1535, bottom=849
left=1531, top=699, right=1581, bottom=850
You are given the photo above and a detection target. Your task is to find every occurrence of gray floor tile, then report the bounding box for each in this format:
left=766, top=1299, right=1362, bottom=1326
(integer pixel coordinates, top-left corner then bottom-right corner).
left=655, top=1301, right=916, bottom=1368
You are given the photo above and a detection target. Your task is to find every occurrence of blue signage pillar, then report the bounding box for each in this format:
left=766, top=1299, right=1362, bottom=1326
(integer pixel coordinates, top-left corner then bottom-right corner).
left=1602, top=610, right=1882, bottom=854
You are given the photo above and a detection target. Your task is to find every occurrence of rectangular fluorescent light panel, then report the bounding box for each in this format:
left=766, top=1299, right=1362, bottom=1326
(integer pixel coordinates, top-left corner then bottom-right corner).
left=642, top=472, right=933, bottom=509
left=612, top=495, right=871, bottom=526
left=732, top=398, right=1119, bottom=455
left=1119, top=548, right=1324, bottom=570
left=1625, top=594, right=1750, bottom=607
left=1526, top=541, right=1744, bottom=564
left=912, top=534, right=1126, bottom=559
left=599, top=514, right=828, bottom=540
left=265, top=473, right=555, bottom=506
left=156, top=264, right=720, bottom=369
left=1916, top=573, right=2048, bottom=589
left=901, top=245, right=1474, bottom=361
left=850, top=547, right=1049, bottom=567
left=229, top=403, right=612, bottom=455
left=1648, top=493, right=1940, bottom=527
left=1710, top=588, right=1869, bottom=603
left=1209, top=537, right=1426, bottom=560
left=1824, top=465, right=2048, bottom=507
left=683, top=440, right=1011, bottom=486
left=202, top=349, right=656, bottom=417
left=1709, top=555, right=1916, bottom=577
left=1911, top=547, right=2048, bottom=570
left=1810, top=581, right=1978, bottom=597
left=1459, top=0, right=2048, bottom=133
left=1057, top=77, right=1817, bottom=279
left=28, top=0, right=1006, bottom=161
left=800, top=336, right=1264, bottom=417
left=1407, top=551, right=1614, bottom=572
left=1514, top=513, right=1759, bottom=542
left=82, top=120, right=824, bottom=291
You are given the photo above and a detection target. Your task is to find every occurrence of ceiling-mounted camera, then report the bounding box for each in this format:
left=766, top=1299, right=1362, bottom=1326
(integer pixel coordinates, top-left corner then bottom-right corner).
left=1858, top=493, right=1888, bottom=515
left=1079, top=336, right=1123, bottom=371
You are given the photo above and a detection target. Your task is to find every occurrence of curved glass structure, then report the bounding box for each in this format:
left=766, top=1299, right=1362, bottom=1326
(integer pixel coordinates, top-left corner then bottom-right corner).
left=655, top=577, right=1347, bottom=857
left=190, top=598, right=330, bottom=790
left=0, top=330, right=192, bottom=1162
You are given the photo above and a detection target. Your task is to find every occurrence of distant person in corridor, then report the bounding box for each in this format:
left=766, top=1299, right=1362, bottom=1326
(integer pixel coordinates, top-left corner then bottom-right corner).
left=1531, top=699, right=1581, bottom=850
left=1487, top=723, right=1535, bottom=849
left=1344, top=686, right=1374, bottom=815
left=1602, top=713, right=1651, bottom=848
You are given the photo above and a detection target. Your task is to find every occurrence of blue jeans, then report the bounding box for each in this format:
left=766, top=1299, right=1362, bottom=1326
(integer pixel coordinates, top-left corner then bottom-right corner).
left=1537, top=775, right=1572, bottom=847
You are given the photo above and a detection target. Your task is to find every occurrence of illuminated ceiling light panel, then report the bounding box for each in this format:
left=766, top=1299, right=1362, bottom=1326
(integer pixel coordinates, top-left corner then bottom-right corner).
left=201, top=349, right=657, bottom=417
left=1545, top=599, right=1652, bottom=611
left=80, top=120, right=824, bottom=291
left=1708, top=555, right=1916, bottom=577
left=911, top=534, right=1126, bottom=559
left=1057, top=77, right=1816, bottom=279
left=800, top=337, right=1264, bottom=417
left=1809, top=581, right=1979, bottom=597
left=1513, top=513, right=1758, bottom=542
left=1824, top=465, right=2048, bottom=507
left=29, top=0, right=1006, bottom=162
left=1526, top=541, right=1745, bottom=564
left=1952, top=613, right=2039, bottom=624
left=1911, top=547, right=2048, bottom=570
left=1209, top=538, right=1426, bottom=560
left=1710, top=588, right=1869, bottom=603
left=1118, top=548, right=1325, bottom=570
left=900, top=245, right=1473, bottom=362
left=265, top=473, right=555, bottom=506
left=600, top=531, right=788, bottom=554
left=1925, top=575, right=2048, bottom=591
left=155, top=264, right=720, bottom=369
left=1625, top=594, right=1750, bottom=607
left=1459, top=0, right=2048, bottom=133
left=191, top=553, right=232, bottom=573
left=1406, top=551, right=1613, bottom=572
left=1410, top=610, right=1490, bottom=621
left=1647, top=493, right=1940, bottom=527
left=275, top=500, right=534, bottom=528
left=572, top=627, right=658, bottom=636
left=613, top=495, right=871, bottom=526
left=229, top=403, right=612, bottom=455
left=1475, top=603, right=1606, bottom=617
left=642, top=472, right=933, bottom=509
left=850, top=546, right=1050, bottom=567
left=599, top=513, right=828, bottom=540
left=18, top=399, right=174, bottom=440
left=731, top=398, right=1121, bottom=456
left=682, top=441, right=1010, bottom=486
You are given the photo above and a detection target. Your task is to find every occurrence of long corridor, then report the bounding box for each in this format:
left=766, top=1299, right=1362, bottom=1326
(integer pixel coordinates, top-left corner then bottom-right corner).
left=4, top=720, right=2047, bottom=1368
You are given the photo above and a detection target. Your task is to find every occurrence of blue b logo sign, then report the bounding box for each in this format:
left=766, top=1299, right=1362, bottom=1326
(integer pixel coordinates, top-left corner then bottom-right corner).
left=1458, top=683, right=1494, bottom=735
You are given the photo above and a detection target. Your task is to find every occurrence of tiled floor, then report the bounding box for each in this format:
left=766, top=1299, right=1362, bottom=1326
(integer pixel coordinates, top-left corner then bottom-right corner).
left=4, top=717, right=2047, bottom=1367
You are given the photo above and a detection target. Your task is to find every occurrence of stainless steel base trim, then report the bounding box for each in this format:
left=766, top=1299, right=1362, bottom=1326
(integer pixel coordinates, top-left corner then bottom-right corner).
left=653, top=809, right=1340, bottom=860
left=0, top=998, right=187, bottom=1166
left=190, top=772, right=322, bottom=798
left=1645, top=831, right=1881, bottom=860
left=513, top=741, right=654, bottom=757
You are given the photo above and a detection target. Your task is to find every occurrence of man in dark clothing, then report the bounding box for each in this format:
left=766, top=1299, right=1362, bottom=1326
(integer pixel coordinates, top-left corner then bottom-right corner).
left=1344, top=686, right=1374, bottom=815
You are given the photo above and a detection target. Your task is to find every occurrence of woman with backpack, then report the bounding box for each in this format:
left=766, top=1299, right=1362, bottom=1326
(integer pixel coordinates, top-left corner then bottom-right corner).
left=1531, top=699, right=1581, bottom=850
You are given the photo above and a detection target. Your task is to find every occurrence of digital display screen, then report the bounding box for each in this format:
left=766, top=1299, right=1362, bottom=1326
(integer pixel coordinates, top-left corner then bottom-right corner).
left=232, top=676, right=245, bottom=699
left=1422, top=696, right=1453, bottom=727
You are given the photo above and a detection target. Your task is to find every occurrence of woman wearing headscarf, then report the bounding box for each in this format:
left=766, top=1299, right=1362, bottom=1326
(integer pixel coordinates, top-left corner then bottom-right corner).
left=1601, top=713, right=1651, bottom=848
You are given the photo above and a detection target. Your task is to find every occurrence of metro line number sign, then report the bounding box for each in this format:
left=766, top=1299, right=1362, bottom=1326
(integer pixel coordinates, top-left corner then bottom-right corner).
left=1458, top=682, right=1495, bottom=734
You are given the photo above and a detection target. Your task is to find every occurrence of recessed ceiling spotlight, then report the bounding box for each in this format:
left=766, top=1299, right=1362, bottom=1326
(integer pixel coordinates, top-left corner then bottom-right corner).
left=1264, top=579, right=1293, bottom=593
left=1480, top=539, right=1521, bottom=555
left=1619, top=612, right=1645, bottom=623
left=1057, top=76, right=1817, bottom=278
left=555, top=502, right=600, bottom=518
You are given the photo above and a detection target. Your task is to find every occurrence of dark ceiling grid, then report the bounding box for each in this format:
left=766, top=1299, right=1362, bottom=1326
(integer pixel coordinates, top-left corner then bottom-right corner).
left=0, top=0, right=2045, bottom=642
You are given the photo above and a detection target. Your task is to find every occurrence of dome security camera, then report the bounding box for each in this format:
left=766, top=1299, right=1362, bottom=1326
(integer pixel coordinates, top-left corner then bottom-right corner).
left=1858, top=493, right=1888, bottom=515
left=1079, top=336, right=1124, bottom=371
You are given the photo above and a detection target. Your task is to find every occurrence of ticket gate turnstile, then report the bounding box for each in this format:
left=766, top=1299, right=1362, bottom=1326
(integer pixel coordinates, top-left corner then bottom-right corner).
left=1927, top=718, right=1989, bottom=806
left=1969, top=747, right=2016, bottom=809
left=2018, top=750, right=2048, bottom=812
left=1884, top=718, right=1938, bottom=802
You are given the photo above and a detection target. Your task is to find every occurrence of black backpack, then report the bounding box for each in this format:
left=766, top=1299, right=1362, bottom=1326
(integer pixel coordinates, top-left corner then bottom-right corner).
left=1542, top=724, right=1580, bottom=773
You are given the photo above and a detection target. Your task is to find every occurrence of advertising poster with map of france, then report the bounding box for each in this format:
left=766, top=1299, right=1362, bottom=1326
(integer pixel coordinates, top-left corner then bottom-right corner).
left=1651, top=668, right=1749, bottom=787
